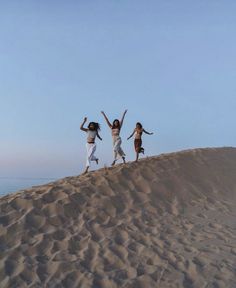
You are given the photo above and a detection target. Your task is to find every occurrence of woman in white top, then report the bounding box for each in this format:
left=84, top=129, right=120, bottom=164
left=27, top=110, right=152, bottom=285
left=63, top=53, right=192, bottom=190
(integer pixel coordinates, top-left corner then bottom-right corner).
left=80, top=117, right=102, bottom=174
left=101, top=110, right=127, bottom=166
left=127, top=122, right=153, bottom=162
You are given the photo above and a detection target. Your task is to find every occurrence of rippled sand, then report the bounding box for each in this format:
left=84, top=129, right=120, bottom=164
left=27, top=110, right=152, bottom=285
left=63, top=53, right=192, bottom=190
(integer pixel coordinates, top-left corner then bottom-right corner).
left=0, top=147, right=236, bottom=288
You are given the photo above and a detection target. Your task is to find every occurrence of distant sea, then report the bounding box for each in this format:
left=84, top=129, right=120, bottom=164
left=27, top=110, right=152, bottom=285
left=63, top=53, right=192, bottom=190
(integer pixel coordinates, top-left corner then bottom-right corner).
left=0, top=178, right=56, bottom=197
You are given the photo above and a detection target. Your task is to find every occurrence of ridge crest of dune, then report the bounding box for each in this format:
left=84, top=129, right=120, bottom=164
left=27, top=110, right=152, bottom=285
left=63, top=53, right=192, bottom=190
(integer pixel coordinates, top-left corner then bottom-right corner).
left=0, top=147, right=236, bottom=288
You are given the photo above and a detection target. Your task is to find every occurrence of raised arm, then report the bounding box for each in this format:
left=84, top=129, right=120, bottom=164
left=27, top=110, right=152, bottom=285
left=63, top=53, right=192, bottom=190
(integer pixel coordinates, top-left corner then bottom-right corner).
left=80, top=117, right=88, bottom=132
left=101, top=111, right=112, bottom=128
left=127, top=129, right=136, bottom=140
left=97, top=131, right=102, bottom=141
left=143, top=129, right=154, bottom=135
left=120, top=109, right=128, bottom=128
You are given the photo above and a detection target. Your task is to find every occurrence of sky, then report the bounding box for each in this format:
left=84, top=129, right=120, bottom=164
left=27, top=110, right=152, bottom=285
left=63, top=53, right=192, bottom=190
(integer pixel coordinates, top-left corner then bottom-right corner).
left=0, top=0, right=236, bottom=178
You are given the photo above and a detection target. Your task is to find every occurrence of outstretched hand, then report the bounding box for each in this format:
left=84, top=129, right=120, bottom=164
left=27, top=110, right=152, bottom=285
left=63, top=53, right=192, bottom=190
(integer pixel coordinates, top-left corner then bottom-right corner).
left=80, top=117, right=88, bottom=132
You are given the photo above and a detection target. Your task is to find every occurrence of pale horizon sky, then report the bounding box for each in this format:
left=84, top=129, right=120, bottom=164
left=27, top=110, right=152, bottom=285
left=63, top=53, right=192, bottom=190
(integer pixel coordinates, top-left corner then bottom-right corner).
left=1, top=0, right=236, bottom=178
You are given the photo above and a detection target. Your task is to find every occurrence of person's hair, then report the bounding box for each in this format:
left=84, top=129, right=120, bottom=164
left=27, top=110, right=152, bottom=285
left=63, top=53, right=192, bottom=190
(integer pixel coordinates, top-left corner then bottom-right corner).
left=112, top=119, right=120, bottom=129
left=88, top=122, right=101, bottom=131
left=136, top=122, right=143, bottom=129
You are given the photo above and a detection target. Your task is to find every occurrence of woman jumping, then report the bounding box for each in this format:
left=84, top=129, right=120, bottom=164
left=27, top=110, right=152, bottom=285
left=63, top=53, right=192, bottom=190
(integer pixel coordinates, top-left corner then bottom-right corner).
left=80, top=117, right=102, bottom=174
left=127, top=122, right=153, bottom=162
left=101, top=110, right=127, bottom=166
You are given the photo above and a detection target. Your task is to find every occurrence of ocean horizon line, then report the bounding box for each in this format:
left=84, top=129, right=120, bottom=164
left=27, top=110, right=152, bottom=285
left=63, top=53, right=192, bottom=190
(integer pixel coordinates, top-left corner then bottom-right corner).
left=0, top=177, right=57, bottom=181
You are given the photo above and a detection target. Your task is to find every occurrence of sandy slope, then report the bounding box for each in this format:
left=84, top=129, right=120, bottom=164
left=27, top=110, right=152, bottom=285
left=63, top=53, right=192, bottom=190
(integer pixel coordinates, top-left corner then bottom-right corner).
left=0, top=147, right=236, bottom=288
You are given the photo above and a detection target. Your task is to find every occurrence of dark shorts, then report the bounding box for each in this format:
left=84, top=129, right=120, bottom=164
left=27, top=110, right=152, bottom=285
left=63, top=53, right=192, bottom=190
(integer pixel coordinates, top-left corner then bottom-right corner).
left=134, top=139, right=143, bottom=153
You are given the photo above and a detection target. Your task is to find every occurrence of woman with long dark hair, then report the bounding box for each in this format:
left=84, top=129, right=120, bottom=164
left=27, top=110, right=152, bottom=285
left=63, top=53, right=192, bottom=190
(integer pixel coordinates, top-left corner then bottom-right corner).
left=80, top=117, right=102, bottom=174
left=101, top=110, right=127, bottom=166
left=127, top=122, right=153, bottom=162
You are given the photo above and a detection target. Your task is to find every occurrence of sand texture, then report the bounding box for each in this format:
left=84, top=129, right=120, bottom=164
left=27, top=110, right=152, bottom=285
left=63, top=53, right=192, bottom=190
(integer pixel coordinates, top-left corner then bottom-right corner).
left=0, top=147, right=236, bottom=288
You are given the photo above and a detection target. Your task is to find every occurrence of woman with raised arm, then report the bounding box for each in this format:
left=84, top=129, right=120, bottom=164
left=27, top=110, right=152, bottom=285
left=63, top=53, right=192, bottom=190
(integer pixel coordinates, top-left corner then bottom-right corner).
left=80, top=117, right=102, bottom=174
left=127, top=122, right=153, bottom=162
left=101, top=110, right=127, bottom=166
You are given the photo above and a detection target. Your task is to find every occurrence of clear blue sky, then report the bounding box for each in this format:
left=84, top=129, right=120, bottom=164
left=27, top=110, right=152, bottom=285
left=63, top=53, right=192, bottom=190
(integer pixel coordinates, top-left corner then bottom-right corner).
left=0, top=0, right=236, bottom=178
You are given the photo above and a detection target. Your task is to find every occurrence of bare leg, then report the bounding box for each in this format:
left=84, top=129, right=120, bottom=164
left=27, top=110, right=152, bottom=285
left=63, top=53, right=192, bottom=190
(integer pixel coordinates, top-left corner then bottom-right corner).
left=83, top=166, right=89, bottom=174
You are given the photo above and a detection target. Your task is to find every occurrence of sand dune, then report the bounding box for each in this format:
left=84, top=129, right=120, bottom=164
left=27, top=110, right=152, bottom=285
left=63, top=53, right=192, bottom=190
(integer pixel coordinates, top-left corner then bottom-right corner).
left=0, top=147, right=236, bottom=288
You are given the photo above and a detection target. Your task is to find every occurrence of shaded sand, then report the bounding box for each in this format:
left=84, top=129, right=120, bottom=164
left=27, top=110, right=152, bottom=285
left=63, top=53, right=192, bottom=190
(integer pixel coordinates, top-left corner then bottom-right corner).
left=0, top=147, right=236, bottom=288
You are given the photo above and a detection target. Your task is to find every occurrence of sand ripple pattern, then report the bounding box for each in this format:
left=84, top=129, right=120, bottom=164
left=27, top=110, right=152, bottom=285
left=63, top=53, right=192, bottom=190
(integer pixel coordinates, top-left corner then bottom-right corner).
left=0, top=147, right=236, bottom=287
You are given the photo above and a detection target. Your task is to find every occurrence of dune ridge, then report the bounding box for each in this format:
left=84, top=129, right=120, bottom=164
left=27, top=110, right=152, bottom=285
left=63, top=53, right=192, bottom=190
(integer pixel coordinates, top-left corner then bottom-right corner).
left=0, top=147, right=236, bottom=288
